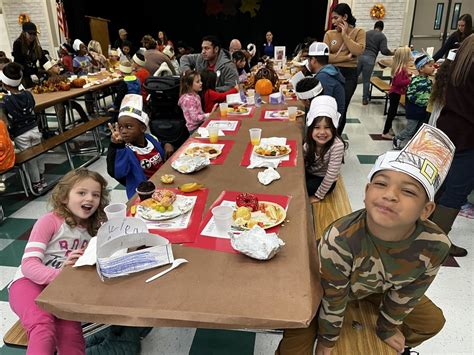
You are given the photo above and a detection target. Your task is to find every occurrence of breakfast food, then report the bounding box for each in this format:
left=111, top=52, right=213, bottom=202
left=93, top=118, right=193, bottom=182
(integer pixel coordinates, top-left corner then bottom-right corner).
left=151, top=189, right=177, bottom=208
left=160, top=174, right=175, bottom=184
left=254, top=145, right=291, bottom=157
left=184, top=145, right=221, bottom=159
left=232, top=201, right=286, bottom=229
left=228, top=106, right=249, bottom=114
left=236, top=193, right=259, bottom=212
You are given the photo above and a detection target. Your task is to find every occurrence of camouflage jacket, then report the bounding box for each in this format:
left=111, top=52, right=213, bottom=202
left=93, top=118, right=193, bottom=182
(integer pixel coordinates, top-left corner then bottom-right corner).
left=317, top=209, right=450, bottom=347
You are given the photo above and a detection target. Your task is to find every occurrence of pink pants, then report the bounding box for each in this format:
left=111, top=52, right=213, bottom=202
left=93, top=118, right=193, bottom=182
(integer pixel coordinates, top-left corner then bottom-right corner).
left=9, top=277, right=85, bottom=355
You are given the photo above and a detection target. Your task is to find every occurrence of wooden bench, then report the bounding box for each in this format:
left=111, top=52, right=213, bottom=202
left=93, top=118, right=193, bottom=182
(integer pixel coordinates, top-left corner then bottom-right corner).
left=331, top=301, right=397, bottom=355
left=3, top=320, right=110, bottom=349
left=369, top=77, right=391, bottom=115
left=312, top=176, right=352, bottom=240
left=10, top=116, right=110, bottom=197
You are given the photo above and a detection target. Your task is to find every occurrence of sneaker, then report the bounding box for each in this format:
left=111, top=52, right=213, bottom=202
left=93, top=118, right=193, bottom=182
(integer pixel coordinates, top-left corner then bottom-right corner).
left=392, top=137, right=401, bottom=150
left=32, top=182, right=43, bottom=194
left=449, top=244, right=468, bottom=257
left=362, top=99, right=369, bottom=105
left=381, top=133, right=395, bottom=140
left=40, top=175, right=48, bottom=188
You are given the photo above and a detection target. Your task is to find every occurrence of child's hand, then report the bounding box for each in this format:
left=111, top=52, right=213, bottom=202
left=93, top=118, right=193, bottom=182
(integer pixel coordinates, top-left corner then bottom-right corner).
left=234, top=83, right=240, bottom=91
left=315, top=342, right=333, bottom=355
left=108, top=122, right=123, bottom=144
left=310, top=196, right=322, bottom=203
left=163, top=143, right=174, bottom=160
left=210, top=103, right=219, bottom=114
left=383, top=328, right=405, bottom=353
left=63, top=248, right=85, bottom=267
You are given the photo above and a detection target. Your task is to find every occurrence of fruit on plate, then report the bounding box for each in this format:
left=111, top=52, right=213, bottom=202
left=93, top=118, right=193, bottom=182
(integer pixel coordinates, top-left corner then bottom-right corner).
left=151, top=189, right=177, bottom=207
left=160, top=174, right=175, bottom=184
left=236, top=193, right=259, bottom=212
left=179, top=182, right=203, bottom=193
left=255, top=78, right=273, bottom=96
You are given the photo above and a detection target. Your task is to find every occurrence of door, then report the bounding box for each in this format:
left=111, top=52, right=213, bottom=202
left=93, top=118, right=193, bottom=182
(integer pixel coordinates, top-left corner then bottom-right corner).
left=410, top=0, right=474, bottom=53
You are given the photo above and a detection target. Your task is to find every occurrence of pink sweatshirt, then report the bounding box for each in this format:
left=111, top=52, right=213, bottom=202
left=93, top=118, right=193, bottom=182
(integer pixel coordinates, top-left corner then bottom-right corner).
left=389, top=68, right=411, bottom=95
left=178, top=92, right=209, bottom=132
left=11, top=212, right=92, bottom=286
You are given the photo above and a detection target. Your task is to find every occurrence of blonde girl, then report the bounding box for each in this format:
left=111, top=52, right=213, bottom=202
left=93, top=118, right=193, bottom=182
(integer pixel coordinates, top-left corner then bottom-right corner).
left=382, top=46, right=412, bottom=139
left=178, top=70, right=217, bottom=133
left=9, top=169, right=109, bottom=355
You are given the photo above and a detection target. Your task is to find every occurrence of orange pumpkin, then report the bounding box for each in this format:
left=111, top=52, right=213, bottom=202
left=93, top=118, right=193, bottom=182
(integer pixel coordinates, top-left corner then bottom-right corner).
left=255, top=78, right=273, bottom=96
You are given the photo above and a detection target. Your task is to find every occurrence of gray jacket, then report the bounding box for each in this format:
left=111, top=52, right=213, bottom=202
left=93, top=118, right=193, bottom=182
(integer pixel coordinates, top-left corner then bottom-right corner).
left=179, top=49, right=238, bottom=92
left=362, top=30, right=392, bottom=61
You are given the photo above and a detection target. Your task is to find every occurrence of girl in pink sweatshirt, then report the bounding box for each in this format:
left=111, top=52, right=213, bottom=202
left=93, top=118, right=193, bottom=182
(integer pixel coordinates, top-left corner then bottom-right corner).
left=8, top=168, right=109, bottom=355
left=382, top=47, right=412, bottom=139
left=178, top=70, right=217, bottom=133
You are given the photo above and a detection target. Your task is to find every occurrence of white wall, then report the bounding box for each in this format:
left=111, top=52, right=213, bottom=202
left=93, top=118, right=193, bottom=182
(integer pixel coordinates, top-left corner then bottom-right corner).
left=0, top=13, right=12, bottom=57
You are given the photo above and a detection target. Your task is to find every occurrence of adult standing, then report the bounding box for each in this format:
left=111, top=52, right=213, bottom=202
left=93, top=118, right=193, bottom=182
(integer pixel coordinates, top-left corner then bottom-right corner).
left=324, top=3, right=365, bottom=134
left=113, top=28, right=128, bottom=50
left=141, top=35, right=177, bottom=76
left=262, top=31, right=274, bottom=58
left=156, top=31, right=173, bottom=52
left=12, top=22, right=47, bottom=88
left=180, top=35, right=238, bottom=92
left=433, top=14, right=472, bottom=61
left=229, top=39, right=242, bottom=54
left=357, top=21, right=393, bottom=105
left=430, top=34, right=474, bottom=257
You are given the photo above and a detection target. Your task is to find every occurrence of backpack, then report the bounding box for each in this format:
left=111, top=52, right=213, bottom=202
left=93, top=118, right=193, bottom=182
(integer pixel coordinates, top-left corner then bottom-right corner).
left=144, top=76, right=189, bottom=149
left=0, top=119, right=15, bottom=171
left=2, top=90, right=38, bottom=138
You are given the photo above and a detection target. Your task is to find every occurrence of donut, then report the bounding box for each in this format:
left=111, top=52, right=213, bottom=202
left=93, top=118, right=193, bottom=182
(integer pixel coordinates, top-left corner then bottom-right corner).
left=236, top=193, right=259, bottom=212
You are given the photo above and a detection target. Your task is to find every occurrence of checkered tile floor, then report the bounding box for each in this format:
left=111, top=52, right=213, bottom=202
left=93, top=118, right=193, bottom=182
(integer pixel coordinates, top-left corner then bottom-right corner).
left=1, top=85, right=472, bottom=354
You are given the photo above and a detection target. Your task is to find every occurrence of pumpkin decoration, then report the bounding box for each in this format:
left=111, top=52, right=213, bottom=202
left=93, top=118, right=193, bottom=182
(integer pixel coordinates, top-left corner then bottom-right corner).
left=71, top=78, right=86, bottom=88
left=255, top=79, right=273, bottom=96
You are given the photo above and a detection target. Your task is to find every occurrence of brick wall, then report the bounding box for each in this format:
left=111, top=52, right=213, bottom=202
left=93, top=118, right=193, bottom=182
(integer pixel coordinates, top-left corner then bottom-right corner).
left=1, top=0, right=54, bottom=59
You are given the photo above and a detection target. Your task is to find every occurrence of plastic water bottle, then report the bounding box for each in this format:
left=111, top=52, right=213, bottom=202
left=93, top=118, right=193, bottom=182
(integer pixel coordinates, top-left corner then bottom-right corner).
left=255, top=92, right=262, bottom=107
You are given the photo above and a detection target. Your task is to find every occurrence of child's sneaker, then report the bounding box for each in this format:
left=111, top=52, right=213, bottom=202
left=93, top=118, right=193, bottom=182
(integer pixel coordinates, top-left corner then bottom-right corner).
left=40, top=175, right=48, bottom=188
left=392, top=137, right=402, bottom=150
left=32, top=182, right=43, bottom=194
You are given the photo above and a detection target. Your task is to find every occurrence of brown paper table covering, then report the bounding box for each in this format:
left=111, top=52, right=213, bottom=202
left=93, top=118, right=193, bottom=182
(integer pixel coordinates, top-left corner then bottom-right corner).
left=36, top=103, right=322, bottom=330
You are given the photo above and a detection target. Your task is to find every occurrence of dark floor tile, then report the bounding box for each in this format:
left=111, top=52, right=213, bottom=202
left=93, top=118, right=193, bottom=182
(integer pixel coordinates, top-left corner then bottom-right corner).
left=346, top=118, right=361, bottom=123
left=0, top=240, right=27, bottom=267
left=0, top=197, right=33, bottom=218
left=190, top=329, right=256, bottom=355
left=0, top=219, right=35, bottom=240
left=357, top=155, right=378, bottom=164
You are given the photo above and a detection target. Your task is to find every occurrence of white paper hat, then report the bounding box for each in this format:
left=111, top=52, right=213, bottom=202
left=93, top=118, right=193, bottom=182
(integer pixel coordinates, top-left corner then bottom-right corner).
left=447, top=49, right=457, bottom=61
left=306, top=95, right=340, bottom=128
left=295, top=80, right=323, bottom=100
left=119, top=94, right=149, bottom=126
left=73, top=39, right=84, bottom=52
left=118, top=61, right=133, bottom=74
left=162, top=45, right=174, bottom=59
left=43, top=59, right=58, bottom=71
left=368, top=124, right=455, bottom=201
left=308, top=42, right=329, bottom=57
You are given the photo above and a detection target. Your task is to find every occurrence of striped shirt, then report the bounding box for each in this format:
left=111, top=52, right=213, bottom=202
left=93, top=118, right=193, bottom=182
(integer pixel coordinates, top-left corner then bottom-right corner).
left=318, top=209, right=450, bottom=347
left=305, top=138, right=345, bottom=199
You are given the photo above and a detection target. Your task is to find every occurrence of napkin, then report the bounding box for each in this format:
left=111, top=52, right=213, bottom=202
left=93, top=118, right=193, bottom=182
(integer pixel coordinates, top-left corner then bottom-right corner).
left=74, top=237, right=97, bottom=267
left=197, top=127, right=225, bottom=138
left=230, top=226, right=285, bottom=260
left=247, top=137, right=287, bottom=169
left=258, top=167, right=281, bottom=185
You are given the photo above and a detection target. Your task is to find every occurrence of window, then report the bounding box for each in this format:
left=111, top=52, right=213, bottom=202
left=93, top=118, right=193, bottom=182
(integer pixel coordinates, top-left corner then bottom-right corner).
left=451, top=3, right=462, bottom=30
left=434, top=3, right=444, bottom=30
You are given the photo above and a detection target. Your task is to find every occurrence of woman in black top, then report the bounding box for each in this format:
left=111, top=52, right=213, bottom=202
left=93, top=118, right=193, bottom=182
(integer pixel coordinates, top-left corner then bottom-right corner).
left=433, top=13, right=472, bottom=61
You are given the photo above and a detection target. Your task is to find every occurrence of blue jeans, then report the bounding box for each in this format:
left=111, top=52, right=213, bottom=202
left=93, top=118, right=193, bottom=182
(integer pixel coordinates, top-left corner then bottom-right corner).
left=436, top=148, right=474, bottom=209
left=357, top=55, right=375, bottom=101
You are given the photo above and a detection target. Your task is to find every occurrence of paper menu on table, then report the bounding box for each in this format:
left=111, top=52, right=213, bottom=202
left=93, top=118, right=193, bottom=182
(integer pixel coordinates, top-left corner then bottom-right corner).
left=207, top=120, right=239, bottom=131
left=136, top=196, right=197, bottom=229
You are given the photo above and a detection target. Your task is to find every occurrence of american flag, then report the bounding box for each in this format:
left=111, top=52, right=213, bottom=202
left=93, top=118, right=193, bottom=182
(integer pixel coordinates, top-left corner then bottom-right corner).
left=56, top=0, right=69, bottom=40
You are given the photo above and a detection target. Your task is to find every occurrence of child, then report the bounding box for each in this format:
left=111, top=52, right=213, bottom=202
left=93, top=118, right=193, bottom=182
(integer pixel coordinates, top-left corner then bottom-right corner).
left=58, top=42, right=74, bottom=74
left=107, top=94, right=173, bottom=198
left=232, top=50, right=248, bottom=83
left=382, top=46, right=412, bottom=139
left=178, top=70, right=216, bottom=133
left=393, top=54, right=435, bottom=149
left=8, top=168, right=109, bottom=355
left=0, top=62, right=46, bottom=193
left=72, top=39, right=95, bottom=75
left=200, top=69, right=238, bottom=113
left=87, top=40, right=108, bottom=69
left=107, top=49, right=120, bottom=72
left=120, top=40, right=133, bottom=62
left=132, top=49, right=150, bottom=101
left=109, top=61, right=142, bottom=118
left=304, top=95, right=347, bottom=203
left=162, top=45, right=180, bottom=74
left=427, top=49, right=455, bottom=127
left=277, top=124, right=454, bottom=355
left=295, top=77, right=324, bottom=109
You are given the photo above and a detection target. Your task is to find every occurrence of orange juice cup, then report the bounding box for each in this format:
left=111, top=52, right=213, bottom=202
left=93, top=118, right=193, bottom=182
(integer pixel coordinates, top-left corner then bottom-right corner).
left=219, top=103, right=228, bottom=117
left=288, top=106, right=297, bottom=121
left=208, top=126, right=219, bottom=143
left=249, top=128, right=262, bottom=146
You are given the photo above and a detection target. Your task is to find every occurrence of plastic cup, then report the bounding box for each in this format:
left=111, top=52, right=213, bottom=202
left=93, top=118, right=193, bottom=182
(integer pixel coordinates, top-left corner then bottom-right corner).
left=219, top=103, right=228, bottom=117
left=280, top=84, right=287, bottom=94
left=249, top=128, right=262, bottom=146
left=104, top=203, right=127, bottom=220
left=247, top=89, right=255, bottom=97
left=212, top=205, right=233, bottom=233
left=288, top=106, right=297, bottom=121
left=208, top=126, right=219, bottom=143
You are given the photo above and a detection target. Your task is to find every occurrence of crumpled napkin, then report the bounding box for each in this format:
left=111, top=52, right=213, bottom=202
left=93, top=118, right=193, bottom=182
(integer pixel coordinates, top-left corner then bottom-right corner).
left=230, top=226, right=285, bottom=260
left=197, top=127, right=225, bottom=138
left=257, top=167, right=281, bottom=185
left=247, top=137, right=287, bottom=169
left=74, top=237, right=97, bottom=267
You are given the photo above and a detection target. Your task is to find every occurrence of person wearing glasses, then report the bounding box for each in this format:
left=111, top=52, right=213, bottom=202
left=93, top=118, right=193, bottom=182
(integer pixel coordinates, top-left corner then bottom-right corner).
left=12, top=22, right=47, bottom=88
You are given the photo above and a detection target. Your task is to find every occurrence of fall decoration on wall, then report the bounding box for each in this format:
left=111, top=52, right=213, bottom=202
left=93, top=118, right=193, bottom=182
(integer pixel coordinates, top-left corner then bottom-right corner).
left=370, top=4, right=385, bottom=20
left=18, top=13, right=30, bottom=26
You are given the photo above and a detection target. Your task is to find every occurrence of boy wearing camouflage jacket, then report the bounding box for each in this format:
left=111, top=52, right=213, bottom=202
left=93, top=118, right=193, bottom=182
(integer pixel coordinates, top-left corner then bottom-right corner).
left=277, top=124, right=454, bottom=355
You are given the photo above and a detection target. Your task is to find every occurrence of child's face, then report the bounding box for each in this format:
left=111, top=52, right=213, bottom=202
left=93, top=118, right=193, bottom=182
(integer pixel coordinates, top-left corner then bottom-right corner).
left=365, top=170, right=435, bottom=233
left=65, top=177, right=101, bottom=224
left=192, top=75, right=203, bottom=92
left=79, top=44, right=87, bottom=56
left=122, top=46, right=130, bottom=55
left=49, top=64, right=61, bottom=75
left=118, top=116, right=146, bottom=144
left=235, top=59, right=246, bottom=69
left=420, top=62, right=435, bottom=76
left=311, top=117, right=334, bottom=146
